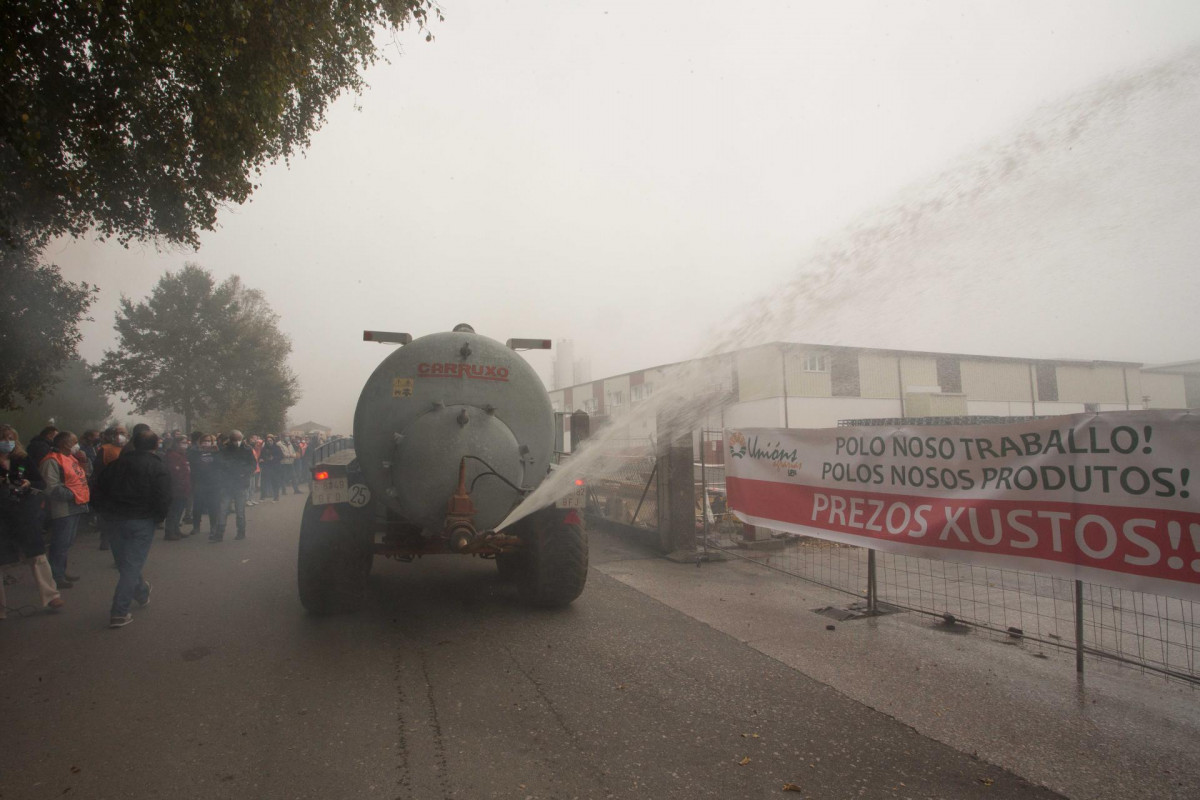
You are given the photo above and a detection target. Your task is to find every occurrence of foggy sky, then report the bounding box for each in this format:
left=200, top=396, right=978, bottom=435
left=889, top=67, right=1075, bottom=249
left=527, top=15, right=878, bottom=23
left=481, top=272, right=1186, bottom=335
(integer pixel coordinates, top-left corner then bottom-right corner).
left=46, top=1, right=1200, bottom=433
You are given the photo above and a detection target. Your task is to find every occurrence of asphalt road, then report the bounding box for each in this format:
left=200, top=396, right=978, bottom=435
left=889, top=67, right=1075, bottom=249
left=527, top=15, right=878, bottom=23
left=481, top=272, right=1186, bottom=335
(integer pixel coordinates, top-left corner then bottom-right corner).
left=0, top=494, right=1061, bottom=800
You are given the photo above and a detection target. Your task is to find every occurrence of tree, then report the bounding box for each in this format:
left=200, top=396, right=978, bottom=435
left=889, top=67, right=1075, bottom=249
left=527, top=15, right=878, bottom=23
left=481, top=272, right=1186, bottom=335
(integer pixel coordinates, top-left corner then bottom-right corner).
left=1, top=0, right=441, bottom=252
left=3, top=356, right=113, bottom=438
left=94, top=264, right=298, bottom=433
left=0, top=246, right=98, bottom=409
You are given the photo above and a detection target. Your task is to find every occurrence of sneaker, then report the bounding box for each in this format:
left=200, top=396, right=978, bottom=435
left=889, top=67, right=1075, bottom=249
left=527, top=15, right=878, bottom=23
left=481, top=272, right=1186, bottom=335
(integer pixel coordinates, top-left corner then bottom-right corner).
left=209, top=534, right=224, bottom=543
left=55, top=578, right=73, bottom=589
left=64, top=572, right=81, bottom=582
left=136, top=581, right=152, bottom=607
left=47, top=597, right=65, bottom=611
left=234, top=532, right=246, bottom=540
left=109, top=613, right=133, bottom=628
left=164, top=532, right=181, bottom=541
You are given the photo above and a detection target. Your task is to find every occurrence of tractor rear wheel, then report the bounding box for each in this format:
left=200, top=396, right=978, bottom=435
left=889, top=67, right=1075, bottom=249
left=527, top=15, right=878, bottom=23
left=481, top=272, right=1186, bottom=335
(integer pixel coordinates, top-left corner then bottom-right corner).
left=297, top=499, right=373, bottom=614
left=518, top=519, right=588, bottom=608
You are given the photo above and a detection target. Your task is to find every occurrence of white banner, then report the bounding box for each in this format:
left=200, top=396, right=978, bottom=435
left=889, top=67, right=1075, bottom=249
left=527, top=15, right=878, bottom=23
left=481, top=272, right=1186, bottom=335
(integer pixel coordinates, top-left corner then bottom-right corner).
left=725, top=411, right=1200, bottom=601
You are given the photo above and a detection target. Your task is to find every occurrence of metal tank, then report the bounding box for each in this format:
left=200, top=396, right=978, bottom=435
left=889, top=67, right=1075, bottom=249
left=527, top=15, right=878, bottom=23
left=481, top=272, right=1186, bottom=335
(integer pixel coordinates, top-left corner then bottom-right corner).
left=298, top=325, right=588, bottom=615
left=352, top=327, right=554, bottom=534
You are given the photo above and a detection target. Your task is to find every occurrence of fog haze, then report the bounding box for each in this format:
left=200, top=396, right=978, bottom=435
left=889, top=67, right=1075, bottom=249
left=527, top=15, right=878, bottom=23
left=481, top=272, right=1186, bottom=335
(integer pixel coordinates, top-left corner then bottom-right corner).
left=44, top=0, right=1200, bottom=432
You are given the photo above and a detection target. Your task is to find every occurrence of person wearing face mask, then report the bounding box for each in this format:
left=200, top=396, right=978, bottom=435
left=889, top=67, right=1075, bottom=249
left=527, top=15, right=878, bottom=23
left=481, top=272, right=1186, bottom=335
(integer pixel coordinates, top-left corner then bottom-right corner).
left=0, top=424, right=64, bottom=617
left=40, top=431, right=91, bottom=589
left=188, top=434, right=220, bottom=537
left=99, top=426, right=126, bottom=466
left=213, top=431, right=256, bottom=542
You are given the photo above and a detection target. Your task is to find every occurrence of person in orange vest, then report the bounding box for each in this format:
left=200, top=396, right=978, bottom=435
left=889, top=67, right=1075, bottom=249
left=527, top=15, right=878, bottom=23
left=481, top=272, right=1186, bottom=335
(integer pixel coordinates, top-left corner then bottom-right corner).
left=40, top=431, right=91, bottom=589
left=99, top=426, right=126, bottom=467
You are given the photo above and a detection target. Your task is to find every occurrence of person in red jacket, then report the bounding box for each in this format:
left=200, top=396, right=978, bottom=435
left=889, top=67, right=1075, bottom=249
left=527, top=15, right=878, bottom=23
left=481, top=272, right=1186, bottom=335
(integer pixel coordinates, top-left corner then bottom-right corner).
left=163, top=437, right=191, bottom=540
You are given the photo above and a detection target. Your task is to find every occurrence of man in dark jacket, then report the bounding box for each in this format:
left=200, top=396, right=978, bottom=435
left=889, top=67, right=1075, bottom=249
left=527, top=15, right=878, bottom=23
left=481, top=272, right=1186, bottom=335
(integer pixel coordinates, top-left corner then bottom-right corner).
left=95, top=430, right=170, bottom=628
left=214, top=430, right=256, bottom=542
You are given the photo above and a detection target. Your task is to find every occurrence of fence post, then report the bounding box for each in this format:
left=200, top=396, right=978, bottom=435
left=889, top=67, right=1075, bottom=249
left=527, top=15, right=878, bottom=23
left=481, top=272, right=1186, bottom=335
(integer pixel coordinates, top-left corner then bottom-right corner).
left=867, top=549, right=878, bottom=612
left=1075, top=579, right=1085, bottom=677
left=700, top=430, right=709, bottom=557
left=655, top=409, right=697, bottom=555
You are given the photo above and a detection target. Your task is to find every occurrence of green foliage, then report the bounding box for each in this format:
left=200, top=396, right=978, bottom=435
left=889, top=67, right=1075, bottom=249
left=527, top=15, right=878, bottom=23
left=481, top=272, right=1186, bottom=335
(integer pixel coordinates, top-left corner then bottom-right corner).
left=94, top=264, right=299, bottom=433
left=0, top=246, right=98, bottom=409
left=1, top=0, right=440, bottom=251
left=2, top=356, right=113, bottom=438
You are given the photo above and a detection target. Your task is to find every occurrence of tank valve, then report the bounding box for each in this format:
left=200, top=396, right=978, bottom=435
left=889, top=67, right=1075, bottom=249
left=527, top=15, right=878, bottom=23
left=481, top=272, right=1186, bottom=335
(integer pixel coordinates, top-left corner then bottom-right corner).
left=457, top=409, right=470, bottom=426
left=444, top=458, right=478, bottom=551
left=460, top=342, right=472, bottom=359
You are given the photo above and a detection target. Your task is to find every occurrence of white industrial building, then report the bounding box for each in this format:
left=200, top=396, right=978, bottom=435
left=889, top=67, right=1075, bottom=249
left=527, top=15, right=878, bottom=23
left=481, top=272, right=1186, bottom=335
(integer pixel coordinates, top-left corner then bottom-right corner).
left=548, top=343, right=1193, bottom=448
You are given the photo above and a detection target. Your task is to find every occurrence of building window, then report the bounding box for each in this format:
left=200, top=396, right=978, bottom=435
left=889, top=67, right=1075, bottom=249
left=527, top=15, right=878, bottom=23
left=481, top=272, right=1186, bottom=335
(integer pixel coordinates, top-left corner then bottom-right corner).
left=631, top=384, right=644, bottom=403
left=936, top=357, right=962, bottom=393
left=583, top=398, right=597, bottom=413
left=802, top=354, right=829, bottom=372
left=1036, top=364, right=1059, bottom=402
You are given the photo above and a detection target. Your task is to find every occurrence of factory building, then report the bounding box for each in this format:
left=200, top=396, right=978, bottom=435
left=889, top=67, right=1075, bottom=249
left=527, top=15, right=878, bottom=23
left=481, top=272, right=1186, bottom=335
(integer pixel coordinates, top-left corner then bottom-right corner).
left=548, top=343, right=1193, bottom=449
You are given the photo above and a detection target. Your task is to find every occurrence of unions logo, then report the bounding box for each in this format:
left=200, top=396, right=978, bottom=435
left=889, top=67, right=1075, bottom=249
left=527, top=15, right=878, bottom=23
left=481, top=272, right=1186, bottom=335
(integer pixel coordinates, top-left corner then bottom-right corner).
left=733, top=433, right=802, bottom=475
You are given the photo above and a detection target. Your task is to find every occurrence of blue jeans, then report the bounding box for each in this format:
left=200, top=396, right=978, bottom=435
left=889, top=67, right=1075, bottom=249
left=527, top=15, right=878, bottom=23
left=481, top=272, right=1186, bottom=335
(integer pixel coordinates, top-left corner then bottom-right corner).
left=48, top=514, right=81, bottom=581
left=109, top=518, right=155, bottom=616
left=216, top=484, right=247, bottom=537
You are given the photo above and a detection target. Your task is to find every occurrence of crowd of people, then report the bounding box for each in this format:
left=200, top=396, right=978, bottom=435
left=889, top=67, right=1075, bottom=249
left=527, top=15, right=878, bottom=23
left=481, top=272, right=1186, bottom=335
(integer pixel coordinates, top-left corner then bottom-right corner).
left=0, top=422, right=325, bottom=627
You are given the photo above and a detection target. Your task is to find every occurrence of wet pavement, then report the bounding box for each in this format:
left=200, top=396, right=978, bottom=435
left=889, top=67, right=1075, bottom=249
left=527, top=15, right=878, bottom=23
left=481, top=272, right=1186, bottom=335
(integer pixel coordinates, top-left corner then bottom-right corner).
left=0, top=495, right=1101, bottom=798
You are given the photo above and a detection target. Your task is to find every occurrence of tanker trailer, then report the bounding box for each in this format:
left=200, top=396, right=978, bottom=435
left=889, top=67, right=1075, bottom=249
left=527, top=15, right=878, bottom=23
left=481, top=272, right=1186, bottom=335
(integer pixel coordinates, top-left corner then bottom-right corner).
left=298, top=324, right=587, bottom=613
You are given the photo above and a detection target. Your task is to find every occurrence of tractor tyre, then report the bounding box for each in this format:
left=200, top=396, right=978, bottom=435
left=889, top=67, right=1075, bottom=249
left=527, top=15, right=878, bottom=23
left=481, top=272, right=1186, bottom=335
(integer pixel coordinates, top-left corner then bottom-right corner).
left=518, top=520, right=588, bottom=608
left=298, top=499, right=373, bottom=614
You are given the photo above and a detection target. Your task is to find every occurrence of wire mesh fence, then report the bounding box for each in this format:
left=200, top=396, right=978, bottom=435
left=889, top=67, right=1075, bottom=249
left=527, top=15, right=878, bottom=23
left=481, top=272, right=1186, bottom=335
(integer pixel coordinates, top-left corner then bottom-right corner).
left=560, top=438, right=659, bottom=532
left=695, top=429, right=1200, bottom=685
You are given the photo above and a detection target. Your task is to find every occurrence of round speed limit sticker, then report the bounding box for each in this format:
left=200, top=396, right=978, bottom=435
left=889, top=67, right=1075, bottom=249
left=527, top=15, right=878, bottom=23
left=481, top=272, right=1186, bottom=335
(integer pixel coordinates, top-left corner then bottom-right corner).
left=348, top=484, right=372, bottom=508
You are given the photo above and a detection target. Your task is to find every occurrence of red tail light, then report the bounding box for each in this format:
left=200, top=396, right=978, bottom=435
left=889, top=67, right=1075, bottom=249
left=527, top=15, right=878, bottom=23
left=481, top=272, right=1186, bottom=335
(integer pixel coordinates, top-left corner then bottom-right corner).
left=574, top=478, right=585, bottom=486
left=313, top=470, right=330, bottom=481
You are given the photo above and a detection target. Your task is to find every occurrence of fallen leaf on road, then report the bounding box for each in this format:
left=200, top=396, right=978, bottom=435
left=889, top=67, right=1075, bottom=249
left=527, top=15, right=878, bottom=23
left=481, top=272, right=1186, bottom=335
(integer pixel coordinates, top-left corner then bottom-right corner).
left=69, top=767, right=80, bottom=774
left=241, top=559, right=249, bottom=564
left=782, top=783, right=803, bottom=792
left=979, top=777, right=994, bottom=786
left=739, top=757, right=751, bottom=766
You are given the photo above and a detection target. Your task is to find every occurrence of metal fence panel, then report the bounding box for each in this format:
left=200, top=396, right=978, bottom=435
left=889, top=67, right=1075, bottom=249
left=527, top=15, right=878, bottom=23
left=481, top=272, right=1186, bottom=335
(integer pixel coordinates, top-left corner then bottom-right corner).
left=698, top=428, right=1200, bottom=684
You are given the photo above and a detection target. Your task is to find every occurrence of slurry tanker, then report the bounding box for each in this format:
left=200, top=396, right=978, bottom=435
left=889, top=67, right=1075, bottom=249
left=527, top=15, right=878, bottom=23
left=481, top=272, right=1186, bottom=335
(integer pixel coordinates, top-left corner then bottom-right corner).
left=298, top=324, right=587, bottom=613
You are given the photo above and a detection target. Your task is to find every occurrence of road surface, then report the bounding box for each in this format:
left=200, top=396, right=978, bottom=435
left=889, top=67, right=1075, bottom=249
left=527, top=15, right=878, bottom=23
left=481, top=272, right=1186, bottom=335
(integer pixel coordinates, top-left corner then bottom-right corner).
left=0, top=494, right=1058, bottom=799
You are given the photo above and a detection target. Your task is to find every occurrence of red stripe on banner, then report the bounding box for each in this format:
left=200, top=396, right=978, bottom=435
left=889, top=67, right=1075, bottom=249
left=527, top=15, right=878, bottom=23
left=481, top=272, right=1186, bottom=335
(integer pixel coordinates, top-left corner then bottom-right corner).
left=726, top=476, right=1200, bottom=588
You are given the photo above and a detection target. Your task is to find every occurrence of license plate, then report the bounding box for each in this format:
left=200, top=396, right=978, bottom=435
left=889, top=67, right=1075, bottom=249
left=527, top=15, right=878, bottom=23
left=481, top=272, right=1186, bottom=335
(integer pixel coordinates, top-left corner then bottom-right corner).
left=312, top=477, right=348, bottom=505
left=556, top=484, right=586, bottom=509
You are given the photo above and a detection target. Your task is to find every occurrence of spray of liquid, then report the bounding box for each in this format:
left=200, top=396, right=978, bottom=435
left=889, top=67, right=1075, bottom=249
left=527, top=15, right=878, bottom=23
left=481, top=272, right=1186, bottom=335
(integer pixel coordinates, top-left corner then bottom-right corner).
left=499, top=48, right=1200, bottom=532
